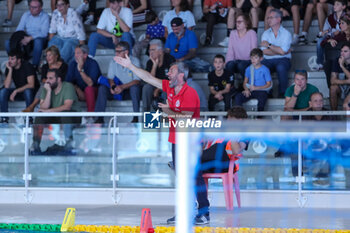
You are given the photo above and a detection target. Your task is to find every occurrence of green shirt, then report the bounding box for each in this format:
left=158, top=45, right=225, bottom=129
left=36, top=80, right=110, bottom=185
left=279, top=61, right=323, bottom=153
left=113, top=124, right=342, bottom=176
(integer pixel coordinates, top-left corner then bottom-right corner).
left=285, top=83, right=319, bottom=110
left=40, top=82, right=80, bottom=112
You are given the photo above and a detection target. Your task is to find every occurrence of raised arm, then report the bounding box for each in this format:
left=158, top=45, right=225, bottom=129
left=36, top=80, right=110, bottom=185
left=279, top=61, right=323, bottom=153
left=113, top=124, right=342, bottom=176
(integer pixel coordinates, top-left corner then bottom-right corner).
left=114, top=55, right=162, bottom=89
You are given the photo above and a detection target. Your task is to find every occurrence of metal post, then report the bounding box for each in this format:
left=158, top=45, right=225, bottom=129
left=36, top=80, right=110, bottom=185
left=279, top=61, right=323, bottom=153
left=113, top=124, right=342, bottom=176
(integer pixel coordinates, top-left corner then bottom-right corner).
left=23, top=115, right=32, bottom=203
left=176, top=132, right=199, bottom=233
left=111, top=115, right=120, bottom=204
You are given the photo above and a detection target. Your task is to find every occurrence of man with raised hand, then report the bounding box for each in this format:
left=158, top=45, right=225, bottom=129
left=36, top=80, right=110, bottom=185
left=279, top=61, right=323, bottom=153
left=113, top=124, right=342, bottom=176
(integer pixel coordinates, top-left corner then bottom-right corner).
left=114, top=54, right=202, bottom=224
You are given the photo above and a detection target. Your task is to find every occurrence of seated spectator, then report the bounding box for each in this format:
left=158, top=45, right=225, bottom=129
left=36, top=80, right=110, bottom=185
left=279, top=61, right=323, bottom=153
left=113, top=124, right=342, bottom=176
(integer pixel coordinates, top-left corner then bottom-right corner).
left=95, top=42, right=141, bottom=122
left=88, top=0, right=135, bottom=57
left=303, top=92, right=337, bottom=120
left=208, top=54, right=235, bottom=111
left=142, top=39, right=175, bottom=112
left=5, top=0, right=49, bottom=69
left=0, top=50, right=39, bottom=123
left=225, top=13, right=258, bottom=79
left=284, top=70, right=319, bottom=112
left=316, top=0, right=337, bottom=42
left=329, top=43, right=350, bottom=110
left=124, top=0, right=152, bottom=25
left=132, top=10, right=165, bottom=58
left=260, top=9, right=292, bottom=97
left=314, top=0, right=346, bottom=71
left=66, top=45, right=101, bottom=112
left=322, top=14, right=350, bottom=88
left=202, top=0, right=232, bottom=46
left=165, top=17, right=212, bottom=72
left=235, top=48, right=272, bottom=111
left=48, top=0, right=86, bottom=63
left=31, top=68, right=81, bottom=154
left=2, top=0, right=22, bottom=27
left=218, top=0, right=262, bottom=47
left=264, top=0, right=300, bottom=45
left=193, top=106, right=248, bottom=225
left=344, top=92, right=350, bottom=110
left=303, top=92, right=337, bottom=187
left=23, top=46, right=68, bottom=112
left=162, top=0, right=196, bottom=38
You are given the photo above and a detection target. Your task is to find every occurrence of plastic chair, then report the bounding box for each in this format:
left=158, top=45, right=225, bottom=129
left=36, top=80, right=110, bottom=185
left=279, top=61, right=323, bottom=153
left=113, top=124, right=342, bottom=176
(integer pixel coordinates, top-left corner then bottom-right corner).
left=202, top=156, right=241, bottom=210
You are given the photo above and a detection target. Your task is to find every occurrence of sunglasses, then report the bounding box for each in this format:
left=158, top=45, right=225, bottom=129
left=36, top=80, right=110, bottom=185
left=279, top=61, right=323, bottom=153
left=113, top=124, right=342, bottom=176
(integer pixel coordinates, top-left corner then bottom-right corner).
left=295, top=69, right=307, bottom=74
left=174, top=43, right=180, bottom=53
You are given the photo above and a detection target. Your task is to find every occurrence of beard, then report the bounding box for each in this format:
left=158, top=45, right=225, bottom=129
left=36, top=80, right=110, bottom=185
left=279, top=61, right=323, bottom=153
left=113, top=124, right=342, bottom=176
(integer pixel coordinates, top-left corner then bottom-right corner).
left=169, top=78, right=178, bottom=88
left=50, top=81, right=58, bottom=90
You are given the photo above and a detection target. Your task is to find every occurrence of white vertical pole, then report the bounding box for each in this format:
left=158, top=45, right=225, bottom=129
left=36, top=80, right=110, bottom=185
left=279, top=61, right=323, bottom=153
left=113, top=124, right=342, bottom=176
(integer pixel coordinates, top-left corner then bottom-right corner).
left=176, top=131, right=199, bottom=233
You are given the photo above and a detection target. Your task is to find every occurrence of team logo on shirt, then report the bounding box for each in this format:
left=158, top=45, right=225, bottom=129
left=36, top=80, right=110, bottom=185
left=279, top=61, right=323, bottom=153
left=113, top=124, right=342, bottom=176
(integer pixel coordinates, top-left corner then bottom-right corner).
left=175, top=100, right=180, bottom=107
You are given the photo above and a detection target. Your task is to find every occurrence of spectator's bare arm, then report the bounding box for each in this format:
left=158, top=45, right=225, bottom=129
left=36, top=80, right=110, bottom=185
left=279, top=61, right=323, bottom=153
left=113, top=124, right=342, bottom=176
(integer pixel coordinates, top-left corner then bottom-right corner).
left=343, top=94, right=350, bottom=110
left=177, top=48, right=196, bottom=62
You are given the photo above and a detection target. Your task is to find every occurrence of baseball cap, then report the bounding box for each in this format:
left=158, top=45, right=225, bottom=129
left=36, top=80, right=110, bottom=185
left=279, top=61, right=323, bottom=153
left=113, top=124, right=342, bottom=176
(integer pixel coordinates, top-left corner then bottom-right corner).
left=171, top=17, right=184, bottom=27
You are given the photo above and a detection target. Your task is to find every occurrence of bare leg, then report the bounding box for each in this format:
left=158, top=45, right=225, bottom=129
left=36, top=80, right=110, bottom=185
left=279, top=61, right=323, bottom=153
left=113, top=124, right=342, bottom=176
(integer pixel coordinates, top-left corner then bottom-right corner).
left=291, top=5, right=300, bottom=35
left=250, top=7, right=259, bottom=29
left=302, top=3, right=315, bottom=33
left=51, top=0, right=56, bottom=12
left=227, top=7, right=237, bottom=30
left=330, top=85, right=340, bottom=110
left=7, top=0, right=15, bottom=20
left=317, top=2, right=328, bottom=31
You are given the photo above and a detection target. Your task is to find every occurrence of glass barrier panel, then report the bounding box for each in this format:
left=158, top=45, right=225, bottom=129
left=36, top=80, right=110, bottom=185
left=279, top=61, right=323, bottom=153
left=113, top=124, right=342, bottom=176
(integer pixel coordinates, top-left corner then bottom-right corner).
left=28, top=120, right=113, bottom=188
left=116, top=123, right=175, bottom=188
left=302, top=138, right=350, bottom=190
left=0, top=119, right=25, bottom=187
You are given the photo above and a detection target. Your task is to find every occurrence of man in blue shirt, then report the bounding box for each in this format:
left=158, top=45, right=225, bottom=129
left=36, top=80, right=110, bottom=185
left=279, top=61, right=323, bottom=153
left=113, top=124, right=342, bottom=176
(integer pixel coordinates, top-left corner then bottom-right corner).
left=66, top=45, right=101, bottom=112
left=165, top=17, right=211, bottom=73
left=5, top=0, right=49, bottom=69
left=260, top=9, right=292, bottom=97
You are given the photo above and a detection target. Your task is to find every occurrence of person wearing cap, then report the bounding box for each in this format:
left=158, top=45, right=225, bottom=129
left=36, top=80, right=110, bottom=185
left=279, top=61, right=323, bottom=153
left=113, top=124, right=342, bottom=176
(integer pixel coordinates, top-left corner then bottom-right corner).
left=165, top=17, right=212, bottom=73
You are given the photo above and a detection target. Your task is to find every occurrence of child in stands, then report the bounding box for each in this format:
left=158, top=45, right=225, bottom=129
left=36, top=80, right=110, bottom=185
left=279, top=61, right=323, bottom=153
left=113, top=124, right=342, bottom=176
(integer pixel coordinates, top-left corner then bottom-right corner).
left=235, top=48, right=272, bottom=111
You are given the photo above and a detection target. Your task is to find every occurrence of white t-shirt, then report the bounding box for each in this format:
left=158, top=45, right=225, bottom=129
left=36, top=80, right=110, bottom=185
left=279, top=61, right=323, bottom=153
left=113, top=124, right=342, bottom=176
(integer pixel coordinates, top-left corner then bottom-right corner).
left=162, top=9, right=196, bottom=34
left=97, top=7, right=135, bottom=39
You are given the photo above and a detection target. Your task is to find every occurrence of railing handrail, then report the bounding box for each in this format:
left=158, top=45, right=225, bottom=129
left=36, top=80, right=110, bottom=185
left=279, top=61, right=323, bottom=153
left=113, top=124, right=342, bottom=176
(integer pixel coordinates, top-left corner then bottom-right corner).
left=0, top=110, right=348, bottom=117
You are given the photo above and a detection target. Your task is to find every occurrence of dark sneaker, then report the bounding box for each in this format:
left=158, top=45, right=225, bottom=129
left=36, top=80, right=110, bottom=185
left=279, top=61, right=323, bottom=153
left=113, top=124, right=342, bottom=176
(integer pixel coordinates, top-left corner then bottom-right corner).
left=167, top=216, right=176, bottom=224
left=194, top=213, right=210, bottom=225
left=298, top=35, right=308, bottom=45
left=312, top=35, right=322, bottom=44
left=204, top=37, right=212, bottom=46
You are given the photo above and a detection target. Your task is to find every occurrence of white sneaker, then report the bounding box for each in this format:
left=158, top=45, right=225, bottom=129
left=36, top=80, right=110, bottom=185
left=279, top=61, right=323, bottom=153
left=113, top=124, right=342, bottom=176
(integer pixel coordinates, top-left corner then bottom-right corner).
left=292, top=35, right=299, bottom=45
left=2, top=19, right=12, bottom=27
left=84, top=14, right=94, bottom=25
left=218, top=37, right=229, bottom=47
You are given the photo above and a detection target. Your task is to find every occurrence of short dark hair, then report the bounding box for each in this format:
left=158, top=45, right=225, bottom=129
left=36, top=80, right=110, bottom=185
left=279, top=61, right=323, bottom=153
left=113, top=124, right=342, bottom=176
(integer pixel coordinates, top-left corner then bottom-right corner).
left=47, top=68, right=64, bottom=81
left=341, top=41, right=350, bottom=50
left=334, top=0, right=348, bottom=6
left=116, top=41, right=130, bottom=52
left=56, top=0, right=69, bottom=5
left=214, top=54, right=225, bottom=62
left=310, top=92, right=324, bottom=100
left=250, top=48, right=263, bottom=58
left=227, top=106, right=248, bottom=119
left=28, top=0, right=43, bottom=6
left=8, top=50, right=23, bottom=59
left=145, top=10, right=158, bottom=24
left=109, top=0, right=123, bottom=3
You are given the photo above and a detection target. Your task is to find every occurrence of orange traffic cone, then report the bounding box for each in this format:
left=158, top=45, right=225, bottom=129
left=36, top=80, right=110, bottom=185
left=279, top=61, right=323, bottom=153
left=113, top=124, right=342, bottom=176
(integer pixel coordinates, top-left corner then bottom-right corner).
left=140, top=208, right=153, bottom=233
